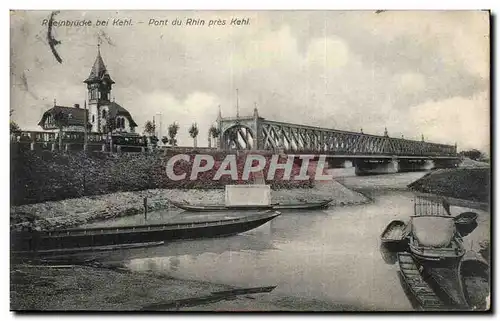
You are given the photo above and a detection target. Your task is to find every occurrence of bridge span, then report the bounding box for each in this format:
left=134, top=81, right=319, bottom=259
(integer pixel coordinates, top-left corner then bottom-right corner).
left=217, top=109, right=459, bottom=175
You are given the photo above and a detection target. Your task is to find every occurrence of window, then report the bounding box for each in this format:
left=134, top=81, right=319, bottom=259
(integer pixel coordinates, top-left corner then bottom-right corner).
left=102, top=109, right=107, bottom=118
left=92, top=115, right=95, bottom=123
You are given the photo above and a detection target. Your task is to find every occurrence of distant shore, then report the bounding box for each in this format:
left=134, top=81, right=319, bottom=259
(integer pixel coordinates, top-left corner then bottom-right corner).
left=408, top=166, right=490, bottom=204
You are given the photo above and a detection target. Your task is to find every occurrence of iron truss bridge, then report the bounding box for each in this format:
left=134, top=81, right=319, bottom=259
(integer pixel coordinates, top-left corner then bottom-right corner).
left=217, top=112, right=457, bottom=159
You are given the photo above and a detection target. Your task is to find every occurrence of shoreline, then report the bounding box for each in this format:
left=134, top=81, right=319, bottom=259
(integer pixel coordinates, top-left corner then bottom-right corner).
left=11, top=179, right=370, bottom=231
left=10, top=263, right=369, bottom=311
left=10, top=170, right=490, bottom=312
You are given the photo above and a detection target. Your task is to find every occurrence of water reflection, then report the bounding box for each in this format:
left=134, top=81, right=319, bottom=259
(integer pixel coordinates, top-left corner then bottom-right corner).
left=65, top=171, right=489, bottom=311
left=170, top=257, right=180, bottom=272
left=379, top=244, right=398, bottom=265
left=456, top=221, right=478, bottom=237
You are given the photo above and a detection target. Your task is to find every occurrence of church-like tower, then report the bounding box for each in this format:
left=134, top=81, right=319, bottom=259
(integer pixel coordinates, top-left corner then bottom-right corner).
left=84, top=44, right=115, bottom=133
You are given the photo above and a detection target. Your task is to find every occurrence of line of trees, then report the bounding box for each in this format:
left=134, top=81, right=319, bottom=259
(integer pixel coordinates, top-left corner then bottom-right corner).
left=143, top=120, right=221, bottom=148
left=458, top=149, right=488, bottom=162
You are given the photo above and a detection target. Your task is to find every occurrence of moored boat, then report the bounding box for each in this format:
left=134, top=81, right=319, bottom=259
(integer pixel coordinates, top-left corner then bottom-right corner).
left=273, top=199, right=332, bottom=210
left=169, top=199, right=332, bottom=212
left=407, top=215, right=465, bottom=263
left=459, top=251, right=490, bottom=310
left=380, top=220, right=407, bottom=244
left=11, top=211, right=281, bottom=254
left=454, top=212, right=478, bottom=227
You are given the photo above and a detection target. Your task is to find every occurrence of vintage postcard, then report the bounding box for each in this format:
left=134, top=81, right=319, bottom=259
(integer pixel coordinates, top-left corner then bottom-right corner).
left=10, top=10, right=490, bottom=312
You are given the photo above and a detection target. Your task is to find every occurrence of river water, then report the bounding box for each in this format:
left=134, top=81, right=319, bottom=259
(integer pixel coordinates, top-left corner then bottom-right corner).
left=77, top=170, right=490, bottom=311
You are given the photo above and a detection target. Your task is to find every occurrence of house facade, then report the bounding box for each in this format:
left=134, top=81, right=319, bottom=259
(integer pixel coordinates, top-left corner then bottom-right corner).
left=38, top=45, right=138, bottom=134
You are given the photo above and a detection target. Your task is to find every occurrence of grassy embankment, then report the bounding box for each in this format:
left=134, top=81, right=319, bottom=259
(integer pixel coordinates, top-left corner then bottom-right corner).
left=11, top=148, right=314, bottom=206
left=408, top=167, right=490, bottom=204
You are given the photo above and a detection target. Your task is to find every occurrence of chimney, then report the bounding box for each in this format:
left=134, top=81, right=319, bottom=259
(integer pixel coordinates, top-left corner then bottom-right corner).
left=74, top=104, right=80, bottom=109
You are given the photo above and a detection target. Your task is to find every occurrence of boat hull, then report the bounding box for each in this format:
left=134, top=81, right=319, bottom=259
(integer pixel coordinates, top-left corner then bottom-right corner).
left=380, top=220, right=407, bottom=244
left=170, top=199, right=332, bottom=212
left=459, top=252, right=490, bottom=310
left=11, top=212, right=280, bottom=254
left=409, top=242, right=465, bottom=264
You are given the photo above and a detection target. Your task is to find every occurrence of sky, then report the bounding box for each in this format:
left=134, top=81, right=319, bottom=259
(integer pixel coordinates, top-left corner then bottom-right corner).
left=10, top=10, right=490, bottom=152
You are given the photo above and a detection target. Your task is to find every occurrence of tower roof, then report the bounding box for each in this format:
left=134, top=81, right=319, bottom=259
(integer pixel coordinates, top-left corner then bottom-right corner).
left=84, top=45, right=115, bottom=84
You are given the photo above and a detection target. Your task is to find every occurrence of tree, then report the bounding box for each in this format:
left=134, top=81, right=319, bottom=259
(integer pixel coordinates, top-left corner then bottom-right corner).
left=105, top=116, right=117, bottom=133
left=460, top=149, right=482, bottom=161
left=10, top=109, right=20, bottom=133
left=189, top=123, right=199, bottom=148
left=53, top=110, right=69, bottom=151
left=168, top=122, right=179, bottom=146
left=105, top=116, right=117, bottom=152
left=208, top=125, right=220, bottom=148
left=10, top=120, right=20, bottom=133
left=143, top=120, right=156, bottom=136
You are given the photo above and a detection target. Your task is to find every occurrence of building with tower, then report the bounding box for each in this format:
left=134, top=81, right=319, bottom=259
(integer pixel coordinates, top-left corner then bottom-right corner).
left=38, top=45, right=138, bottom=134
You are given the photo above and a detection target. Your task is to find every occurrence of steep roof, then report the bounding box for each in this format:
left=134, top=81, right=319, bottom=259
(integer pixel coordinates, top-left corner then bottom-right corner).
left=109, top=102, right=138, bottom=127
left=38, top=106, right=87, bottom=127
left=84, top=46, right=115, bottom=84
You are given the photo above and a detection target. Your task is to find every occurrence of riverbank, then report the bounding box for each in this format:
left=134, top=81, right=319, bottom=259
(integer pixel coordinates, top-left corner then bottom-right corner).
left=11, top=179, right=369, bottom=231
left=408, top=167, right=490, bottom=204
left=10, top=263, right=367, bottom=311
left=10, top=171, right=490, bottom=311
left=10, top=263, right=266, bottom=311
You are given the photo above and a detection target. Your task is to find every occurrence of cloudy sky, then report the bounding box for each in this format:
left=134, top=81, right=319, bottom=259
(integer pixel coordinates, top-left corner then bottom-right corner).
left=10, top=10, right=490, bottom=152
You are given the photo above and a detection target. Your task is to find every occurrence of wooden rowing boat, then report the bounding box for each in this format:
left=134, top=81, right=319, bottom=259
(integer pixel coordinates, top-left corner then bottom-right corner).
left=169, top=199, right=332, bottom=212
left=454, top=212, right=478, bottom=226
left=380, top=220, right=407, bottom=244
left=11, top=211, right=281, bottom=254
left=14, top=241, right=166, bottom=256
left=459, top=252, right=490, bottom=310
left=273, top=199, right=332, bottom=210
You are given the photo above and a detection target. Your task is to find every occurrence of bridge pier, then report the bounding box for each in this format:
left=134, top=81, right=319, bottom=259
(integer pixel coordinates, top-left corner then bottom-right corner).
left=398, top=159, right=433, bottom=172
left=432, top=159, right=460, bottom=169
left=326, top=158, right=351, bottom=168
left=354, top=159, right=399, bottom=176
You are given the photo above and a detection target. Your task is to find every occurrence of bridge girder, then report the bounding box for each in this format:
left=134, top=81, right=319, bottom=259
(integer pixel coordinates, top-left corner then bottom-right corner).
left=218, top=117, right=456, bottom=157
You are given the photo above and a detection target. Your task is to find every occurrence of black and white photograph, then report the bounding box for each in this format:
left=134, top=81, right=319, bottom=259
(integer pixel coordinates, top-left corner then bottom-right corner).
left=9, top=9, right=491, bottom=312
